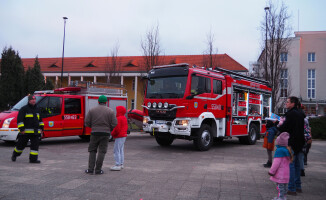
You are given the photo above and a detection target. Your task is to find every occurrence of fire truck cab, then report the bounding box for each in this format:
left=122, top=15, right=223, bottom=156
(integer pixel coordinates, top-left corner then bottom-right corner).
left=0, top=82, right=127, bottom=142
left=142, top=64, right=272, bottom=151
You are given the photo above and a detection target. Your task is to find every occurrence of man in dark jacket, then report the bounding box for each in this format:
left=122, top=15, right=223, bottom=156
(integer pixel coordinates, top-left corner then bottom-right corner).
left=278, top=96, right=305, bottom=195
left=11, top=95, right=44, bottom=163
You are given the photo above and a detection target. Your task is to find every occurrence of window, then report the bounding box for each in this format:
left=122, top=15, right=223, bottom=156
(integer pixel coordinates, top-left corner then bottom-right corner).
left=280, top=69, right=288, bottom=98
left=307, top=69, right=316, bottom=99
left=308, top=52, right=315, bottom=62
left=191, top=75, right=211, bottom=95
left=38, top=97, right=62, bottom=117
left=132, top=79, right=135, bottom=91
left=131, top=99, right=135, bottom=109
left=64, top=98, right=81, bottom=114
left=213, top=79, right=222, bottom=94
left=280, top=52, right=288, bottom=62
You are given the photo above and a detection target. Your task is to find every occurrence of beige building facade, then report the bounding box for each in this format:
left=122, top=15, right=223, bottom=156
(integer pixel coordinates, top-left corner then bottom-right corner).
left=20, top=54, right=247, bottom=111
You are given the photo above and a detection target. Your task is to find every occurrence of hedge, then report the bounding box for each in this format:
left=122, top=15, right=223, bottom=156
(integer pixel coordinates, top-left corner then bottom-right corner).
left=309, top=116, right=326, bottom=139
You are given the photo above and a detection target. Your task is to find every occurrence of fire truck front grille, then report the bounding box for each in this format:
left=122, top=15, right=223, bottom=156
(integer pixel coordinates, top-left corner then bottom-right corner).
left=148, top=109, right=177, bottom=121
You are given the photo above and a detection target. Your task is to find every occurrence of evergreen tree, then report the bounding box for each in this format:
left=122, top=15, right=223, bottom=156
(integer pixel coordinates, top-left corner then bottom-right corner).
left=25, top=56, right=45, bottom=94
left=0, top=47, right=25, bottom=110
left=44, top=79, right=54, bottom=90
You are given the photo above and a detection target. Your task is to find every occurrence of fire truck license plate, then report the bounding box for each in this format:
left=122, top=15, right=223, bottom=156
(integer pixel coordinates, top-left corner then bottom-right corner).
left=156, top=120, right=165, bottom=124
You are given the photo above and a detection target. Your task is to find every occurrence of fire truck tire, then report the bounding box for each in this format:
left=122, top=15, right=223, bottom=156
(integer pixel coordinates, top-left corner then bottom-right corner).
left=239, top=124, right=258, bottom=145
left=194, top=124, right=213, bottom=151
left=155, top=133, right=174, bottom=146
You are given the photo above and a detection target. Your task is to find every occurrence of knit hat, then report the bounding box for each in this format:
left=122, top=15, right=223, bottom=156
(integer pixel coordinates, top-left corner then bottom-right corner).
left=98, top=95, right=107, bottom=103
left=276, top=132, right=290, bottom=146
left=28, top=95, right=36, bottom=101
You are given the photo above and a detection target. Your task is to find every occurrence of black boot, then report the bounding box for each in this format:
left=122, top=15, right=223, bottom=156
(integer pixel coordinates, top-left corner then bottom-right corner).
left=263, top=161, right=272, bottom=168
left=30, top=160, right=41, bottom=164
left=11, top=152, right=17, bottom=162
left=301, top=169, right=305, bottom=176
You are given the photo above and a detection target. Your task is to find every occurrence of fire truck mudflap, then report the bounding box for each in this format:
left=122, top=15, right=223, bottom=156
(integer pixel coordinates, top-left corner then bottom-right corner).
left=142, top=64, right=272, bottom=151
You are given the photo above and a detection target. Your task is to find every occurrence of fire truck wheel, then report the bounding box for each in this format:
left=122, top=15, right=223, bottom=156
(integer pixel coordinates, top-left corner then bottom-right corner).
left=194, top=124, right=213, bottom=151
left=239, top=124, right=258, bottom=145
left=155, top=133, right=174, bottom=146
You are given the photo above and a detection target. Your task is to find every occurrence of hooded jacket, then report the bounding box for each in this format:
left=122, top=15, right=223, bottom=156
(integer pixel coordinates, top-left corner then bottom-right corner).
left=111, top=106, right=128, bottom=138
left=269, top=132, right=291, bottom=184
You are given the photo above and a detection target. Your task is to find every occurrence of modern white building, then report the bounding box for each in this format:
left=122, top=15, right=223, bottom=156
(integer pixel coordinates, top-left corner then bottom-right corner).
left=254, top=31, right=326, bottom=115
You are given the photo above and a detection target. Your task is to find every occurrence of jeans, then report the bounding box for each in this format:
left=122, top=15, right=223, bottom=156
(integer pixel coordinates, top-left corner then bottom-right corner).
left=114, top=137, right=126, bottom=166
left=288, top=152, right=304, bottom=192
left=276, top=183, right=287, bottom=199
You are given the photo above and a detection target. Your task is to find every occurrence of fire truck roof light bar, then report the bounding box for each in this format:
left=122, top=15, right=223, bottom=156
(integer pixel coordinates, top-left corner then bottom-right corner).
left=153, top=63, right=189, bottom=69
left=213, top=67, right=270, bottom=86
left=34, top=90, right=54, bottom=94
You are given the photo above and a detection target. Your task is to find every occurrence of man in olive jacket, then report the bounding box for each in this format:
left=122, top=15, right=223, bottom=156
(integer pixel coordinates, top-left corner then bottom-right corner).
left=84, top=95, right=117, bottom=175
left=278, top=96, right=305, bottom=195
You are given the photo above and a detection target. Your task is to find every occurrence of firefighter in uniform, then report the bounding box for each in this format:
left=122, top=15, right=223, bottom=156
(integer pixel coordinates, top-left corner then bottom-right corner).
left=11, top=95, right=44, bottom=163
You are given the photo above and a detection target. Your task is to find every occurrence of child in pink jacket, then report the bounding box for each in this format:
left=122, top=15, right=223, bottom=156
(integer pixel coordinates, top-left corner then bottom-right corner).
left=268, top=132, right=293, bottom=200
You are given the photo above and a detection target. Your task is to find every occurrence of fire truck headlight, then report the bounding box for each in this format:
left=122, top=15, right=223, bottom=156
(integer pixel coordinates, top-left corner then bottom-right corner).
left=2, top=117, right=14, bottom=128
left=158, top=102, right=162, bottom=108
left=147, top=102, right=151, bottom=108
left=143, top=116, right=149, bottom=124
left=175, top=120, right=189, bottom=126
left=152, top=102, right=157, bottom=108
left=164, top=102, right=168, bottom=108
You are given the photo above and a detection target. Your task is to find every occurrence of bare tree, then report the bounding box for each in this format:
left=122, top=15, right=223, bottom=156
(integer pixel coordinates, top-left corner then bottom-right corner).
left=203, top=29, right=219, bottom=69
left=105, top=42, right=121, bottom=84
left=256, top=0, right=292, bottom=113
left=141, top=24, right=162, bottom=72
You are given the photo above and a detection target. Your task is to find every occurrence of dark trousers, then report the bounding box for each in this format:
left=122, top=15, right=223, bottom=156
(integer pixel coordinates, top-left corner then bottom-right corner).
left=13, top=134, right=40, bottom=161
left=304, top=143, right=311, bottom=164
left=88, top=135, right=109, bottom=172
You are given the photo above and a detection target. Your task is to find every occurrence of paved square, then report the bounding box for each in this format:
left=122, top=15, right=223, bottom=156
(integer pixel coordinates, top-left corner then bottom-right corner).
left=0, top=132, right=325, bottom=200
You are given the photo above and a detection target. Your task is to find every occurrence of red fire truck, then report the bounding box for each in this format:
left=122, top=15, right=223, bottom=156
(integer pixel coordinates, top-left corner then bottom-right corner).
left=0, top=82, right=127, bottom=142
left=142, top=63, right=272, bottom=151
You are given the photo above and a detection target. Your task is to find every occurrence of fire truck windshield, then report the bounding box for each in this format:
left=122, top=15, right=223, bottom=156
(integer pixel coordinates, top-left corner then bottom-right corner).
left=11, top=96, right=43, bottom=111
left=146, top=76, right=187, bottom=99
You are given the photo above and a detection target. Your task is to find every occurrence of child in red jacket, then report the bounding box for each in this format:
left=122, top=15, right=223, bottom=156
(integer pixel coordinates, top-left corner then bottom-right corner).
left=110, top=106, right=128, bottom=171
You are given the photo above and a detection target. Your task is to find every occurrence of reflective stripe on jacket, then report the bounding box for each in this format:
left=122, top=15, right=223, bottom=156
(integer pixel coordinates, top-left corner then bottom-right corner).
left=17, top=103, right=44, bottom=134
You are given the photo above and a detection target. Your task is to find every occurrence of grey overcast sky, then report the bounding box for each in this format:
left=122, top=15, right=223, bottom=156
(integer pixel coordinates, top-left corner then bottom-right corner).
left=0, top=0, right=325, bottom=69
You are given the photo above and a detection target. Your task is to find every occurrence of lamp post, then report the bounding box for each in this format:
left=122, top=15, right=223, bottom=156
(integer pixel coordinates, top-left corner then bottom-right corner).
left=264, top=7, right=269, bottom=73
left=61, top=17, right=68, bottom=88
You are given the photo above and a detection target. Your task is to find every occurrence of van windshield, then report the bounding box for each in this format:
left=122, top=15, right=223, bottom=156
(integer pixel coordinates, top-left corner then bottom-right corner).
left=11, top=96, right=43, bottom=111
left=146, top=76, right=187, bottom=99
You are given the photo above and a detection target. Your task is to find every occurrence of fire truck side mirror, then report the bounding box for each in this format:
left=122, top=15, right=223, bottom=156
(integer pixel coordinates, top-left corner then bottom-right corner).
left=186, top=95, right=194, bottom=100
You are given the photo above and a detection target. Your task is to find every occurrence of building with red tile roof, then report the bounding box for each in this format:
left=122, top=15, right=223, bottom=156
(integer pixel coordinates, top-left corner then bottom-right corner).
left=19, top=54, right=247, bottom=110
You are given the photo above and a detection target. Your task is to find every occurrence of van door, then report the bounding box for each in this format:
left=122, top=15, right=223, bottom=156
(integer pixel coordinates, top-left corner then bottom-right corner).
left=38, top=96, right=63, bottom=137
left=62, top=96, right=84, bottom=136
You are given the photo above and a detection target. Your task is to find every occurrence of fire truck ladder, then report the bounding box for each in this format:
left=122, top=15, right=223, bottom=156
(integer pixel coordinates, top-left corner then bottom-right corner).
left=78, top=81, right=127, bottom=96
left=212, top=67, right=270, bottom=87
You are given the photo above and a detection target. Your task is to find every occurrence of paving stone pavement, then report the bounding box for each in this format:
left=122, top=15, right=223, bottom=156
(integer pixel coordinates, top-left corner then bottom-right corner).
left=0, top=132, right=325, bottom=200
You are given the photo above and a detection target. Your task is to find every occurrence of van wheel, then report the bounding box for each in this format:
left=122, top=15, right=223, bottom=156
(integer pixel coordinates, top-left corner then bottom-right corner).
left=239, top=124, right=258, bottom=145
left=194, top=124, right=213, bottom=151
left=155, top=133, right=174, bottom=146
